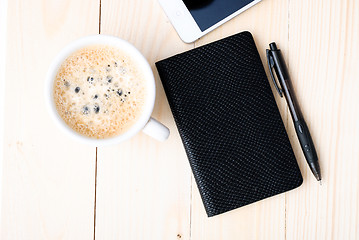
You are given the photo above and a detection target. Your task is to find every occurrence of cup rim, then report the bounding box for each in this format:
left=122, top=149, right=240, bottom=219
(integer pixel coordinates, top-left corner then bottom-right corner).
left=44, top=35, right=156, bottom=146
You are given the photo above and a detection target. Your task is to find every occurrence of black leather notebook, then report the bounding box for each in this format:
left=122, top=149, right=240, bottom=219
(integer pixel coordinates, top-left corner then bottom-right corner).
left=156, top=31, right=303, bottom=217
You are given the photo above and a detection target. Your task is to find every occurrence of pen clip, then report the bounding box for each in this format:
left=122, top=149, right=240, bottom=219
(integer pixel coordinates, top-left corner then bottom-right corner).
left=266, top=49, right=283, bottom=97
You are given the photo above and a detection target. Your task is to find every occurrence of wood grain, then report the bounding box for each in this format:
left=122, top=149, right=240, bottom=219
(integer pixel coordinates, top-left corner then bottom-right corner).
left=95, top=0, right=193, bottom=239
left=1, top=0, right=359, bottom=239
left=286, top=0, right=359, bottom=239
left=0, top=0, right=9, bottom=227
left=0, top=0, right=99, bottom=239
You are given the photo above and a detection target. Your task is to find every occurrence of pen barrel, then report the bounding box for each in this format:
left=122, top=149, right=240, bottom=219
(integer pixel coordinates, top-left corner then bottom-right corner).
left=270, top=49, right=290, bottom=82
left=294, top=120, right=318, bottom=162
left=294, top=120, right=321, bottom=180
left=270, top=49, right=302, bottom=120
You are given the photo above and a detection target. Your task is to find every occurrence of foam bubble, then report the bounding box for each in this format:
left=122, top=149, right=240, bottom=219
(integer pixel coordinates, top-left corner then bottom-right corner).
left=53, top=45, right=147, bottom=139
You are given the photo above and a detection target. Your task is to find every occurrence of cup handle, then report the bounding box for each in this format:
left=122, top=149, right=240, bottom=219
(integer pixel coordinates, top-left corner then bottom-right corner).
left=142, top=117, right=170, bottom=141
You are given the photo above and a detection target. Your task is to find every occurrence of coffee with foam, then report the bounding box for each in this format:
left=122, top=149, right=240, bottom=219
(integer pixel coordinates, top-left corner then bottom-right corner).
left=53, top=45, right=147, bottom=139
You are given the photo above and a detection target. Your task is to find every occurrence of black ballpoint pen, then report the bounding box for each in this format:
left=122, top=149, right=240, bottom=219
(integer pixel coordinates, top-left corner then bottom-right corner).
left=266, top=42, right=322, bottom=183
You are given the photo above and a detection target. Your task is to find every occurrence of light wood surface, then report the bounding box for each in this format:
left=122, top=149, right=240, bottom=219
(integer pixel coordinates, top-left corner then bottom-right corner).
left=0, top=0, right=9, bottom=227
left=95, top=1, right=192, bottom=239
left=0, top=0, right=99, bottom=239
left=1, top=0, right=358, bottom=239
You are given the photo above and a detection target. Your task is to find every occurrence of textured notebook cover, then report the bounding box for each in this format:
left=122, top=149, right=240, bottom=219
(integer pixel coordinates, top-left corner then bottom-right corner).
left=156, top=31, right=303, bottom=217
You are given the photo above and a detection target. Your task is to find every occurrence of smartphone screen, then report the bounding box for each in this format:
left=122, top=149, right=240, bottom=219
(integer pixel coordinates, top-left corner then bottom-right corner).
left=183, top=0, right=255, bottom=31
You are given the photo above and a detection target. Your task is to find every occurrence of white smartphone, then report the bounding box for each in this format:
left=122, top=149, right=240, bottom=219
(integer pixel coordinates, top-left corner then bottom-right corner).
left=158, top=0, right=262, bottom=43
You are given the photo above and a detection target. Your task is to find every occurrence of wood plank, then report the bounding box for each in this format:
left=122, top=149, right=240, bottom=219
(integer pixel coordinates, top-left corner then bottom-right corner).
left=1, top=0, right=357, bottom=239
left=286, top=0, right=359, bottom=239
left=0, top=0, right=99, bottom=239
left=95, top=0, right=193, bottom=239
left=0, top=0, right=9, bottom=227
left=190, top=0, right=290, bottom=239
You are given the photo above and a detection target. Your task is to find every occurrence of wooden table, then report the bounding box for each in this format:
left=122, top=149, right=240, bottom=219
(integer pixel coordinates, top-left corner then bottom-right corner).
left=1, top=0, right=358, bottom=239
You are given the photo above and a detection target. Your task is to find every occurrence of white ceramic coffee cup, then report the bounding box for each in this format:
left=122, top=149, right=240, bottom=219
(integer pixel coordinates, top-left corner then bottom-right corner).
left=45, top=35, right=170, bottom=146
